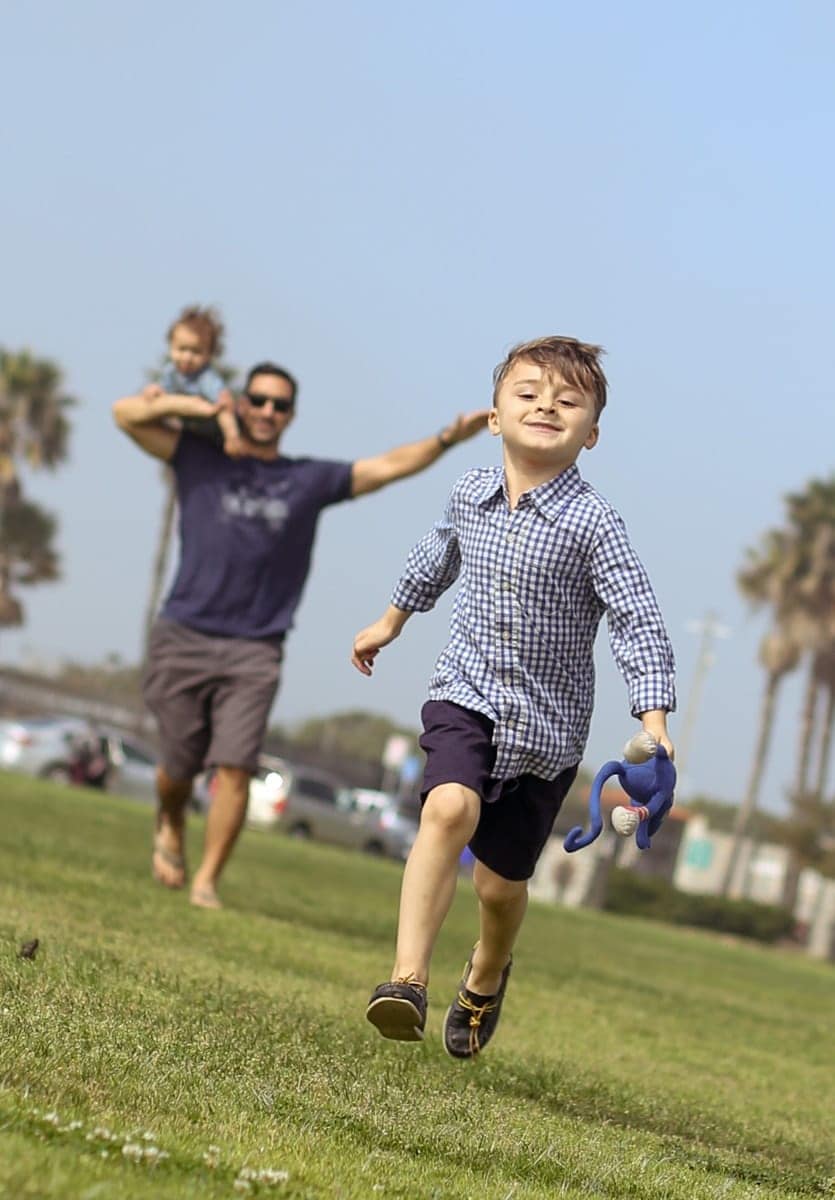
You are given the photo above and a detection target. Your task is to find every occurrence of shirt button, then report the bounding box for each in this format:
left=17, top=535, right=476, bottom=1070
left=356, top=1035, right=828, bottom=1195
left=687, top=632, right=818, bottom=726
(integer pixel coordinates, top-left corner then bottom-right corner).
left=502, top=631, right=510, bottom=641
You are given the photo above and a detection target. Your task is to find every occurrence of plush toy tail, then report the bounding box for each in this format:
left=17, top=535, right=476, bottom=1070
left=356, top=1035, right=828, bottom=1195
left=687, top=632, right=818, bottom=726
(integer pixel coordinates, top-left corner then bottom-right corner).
left=563, top=760, right=622, bottom=852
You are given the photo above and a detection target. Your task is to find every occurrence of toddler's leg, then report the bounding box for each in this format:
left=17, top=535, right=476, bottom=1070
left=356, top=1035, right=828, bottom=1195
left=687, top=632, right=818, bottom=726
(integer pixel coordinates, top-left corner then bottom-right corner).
left=218, top=408, right=245, bottom=457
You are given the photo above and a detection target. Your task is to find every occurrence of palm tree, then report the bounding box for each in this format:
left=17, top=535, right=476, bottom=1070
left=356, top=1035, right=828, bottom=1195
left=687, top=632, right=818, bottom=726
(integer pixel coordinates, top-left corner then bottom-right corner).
left=0, top=348, right=74, bottom=627
left=0, top=498, right=60, bottom=627
left=0, top=349, right=74, bottom=477
left=143, top=467, right=177, bottom=652
left=780, top=484, right=835, bottom=912
left=721, top=628, right=800, bottom=896
left=811, top=644, right=835, bottom=801
left=725, top=520, right=812, bottom=896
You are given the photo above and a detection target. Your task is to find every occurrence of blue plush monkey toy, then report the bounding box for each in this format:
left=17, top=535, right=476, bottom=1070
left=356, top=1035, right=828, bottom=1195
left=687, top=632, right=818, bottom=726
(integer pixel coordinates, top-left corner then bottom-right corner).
left=563, top=732, right=676, bottom=853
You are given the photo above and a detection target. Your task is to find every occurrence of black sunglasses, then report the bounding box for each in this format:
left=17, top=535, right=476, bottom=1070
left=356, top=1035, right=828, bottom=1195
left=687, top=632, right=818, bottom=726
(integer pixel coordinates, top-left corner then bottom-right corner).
left=243, top=392, right=294, bottom=413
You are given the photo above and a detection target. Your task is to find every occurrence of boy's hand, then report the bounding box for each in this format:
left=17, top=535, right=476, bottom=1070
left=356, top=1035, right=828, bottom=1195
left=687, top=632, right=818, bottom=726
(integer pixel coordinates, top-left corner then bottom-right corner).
left=639, top=710, right=675, bottom=760
left=351, top=608, right=410, bottom=676
left=143, top=383, right=163, bottom=401
left=222, top=435, right=247, bottom=459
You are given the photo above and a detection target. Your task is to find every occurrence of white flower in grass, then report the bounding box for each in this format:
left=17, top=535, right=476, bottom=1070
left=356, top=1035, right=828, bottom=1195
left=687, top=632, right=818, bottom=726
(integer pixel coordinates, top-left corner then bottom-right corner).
left=236, top=1166, right=290, bottom=1187
left=43, top=1111, right=60, bottom=1126
left=122, top=1143, right=144, bottom=1161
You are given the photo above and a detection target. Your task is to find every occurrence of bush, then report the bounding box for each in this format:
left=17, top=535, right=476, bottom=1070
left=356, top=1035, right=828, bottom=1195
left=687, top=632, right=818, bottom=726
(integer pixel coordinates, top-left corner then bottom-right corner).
left=604, top=869, right=795, bottom=944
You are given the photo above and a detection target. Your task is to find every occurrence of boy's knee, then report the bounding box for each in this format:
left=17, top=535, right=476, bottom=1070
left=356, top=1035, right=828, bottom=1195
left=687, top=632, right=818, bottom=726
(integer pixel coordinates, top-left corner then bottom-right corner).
left=421, top=784, right=480, bottom=840
left=474, top=865, right=527, bottom=910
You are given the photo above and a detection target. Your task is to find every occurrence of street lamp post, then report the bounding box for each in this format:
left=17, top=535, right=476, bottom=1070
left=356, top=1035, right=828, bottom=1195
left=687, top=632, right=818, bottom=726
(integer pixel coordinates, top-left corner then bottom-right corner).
left=677, top=611, right=732, bottom=782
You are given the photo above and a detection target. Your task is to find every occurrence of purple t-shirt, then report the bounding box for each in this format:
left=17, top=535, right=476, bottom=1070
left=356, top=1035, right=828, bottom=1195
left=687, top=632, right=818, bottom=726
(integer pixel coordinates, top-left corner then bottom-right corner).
left=162, top=434, right=353, bottom=640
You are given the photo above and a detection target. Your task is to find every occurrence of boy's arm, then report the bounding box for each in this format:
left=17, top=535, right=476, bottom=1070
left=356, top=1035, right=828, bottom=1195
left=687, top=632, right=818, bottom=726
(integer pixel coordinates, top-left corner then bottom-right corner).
left=351, top=491, right=462, bottom=675
left=350, top=409, right=488, bottom=498
left=351, top=605, right=412, bottom=675
left=112, top=392, right=218, bottom=461
left=590, top=512, right=676, bottom=754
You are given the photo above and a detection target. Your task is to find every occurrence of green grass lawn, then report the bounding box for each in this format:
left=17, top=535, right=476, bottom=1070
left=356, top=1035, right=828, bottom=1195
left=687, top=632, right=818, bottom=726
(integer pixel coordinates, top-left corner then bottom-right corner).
left=0, top=773, right=832, bottom=1200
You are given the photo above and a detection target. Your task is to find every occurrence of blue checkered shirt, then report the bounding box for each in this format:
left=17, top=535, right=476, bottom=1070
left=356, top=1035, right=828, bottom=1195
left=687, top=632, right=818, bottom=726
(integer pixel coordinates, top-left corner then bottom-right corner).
left=391, top=464, right=676, bottom=780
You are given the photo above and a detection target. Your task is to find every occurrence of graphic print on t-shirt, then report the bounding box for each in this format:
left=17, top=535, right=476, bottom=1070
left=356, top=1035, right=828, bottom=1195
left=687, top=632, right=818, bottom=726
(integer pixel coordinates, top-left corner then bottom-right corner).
left=220, top=484, right=290, bottom=532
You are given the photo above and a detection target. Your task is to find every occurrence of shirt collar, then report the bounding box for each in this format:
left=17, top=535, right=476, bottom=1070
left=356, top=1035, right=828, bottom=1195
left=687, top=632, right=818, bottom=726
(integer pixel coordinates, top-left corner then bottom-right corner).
left=474, top=463, right=584, bottom=519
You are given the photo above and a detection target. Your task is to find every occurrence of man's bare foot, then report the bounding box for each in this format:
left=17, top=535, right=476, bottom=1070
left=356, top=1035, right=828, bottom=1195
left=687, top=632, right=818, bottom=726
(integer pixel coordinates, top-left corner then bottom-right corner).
left=190, top=884, right=223, bottom=910
left=151, top=818, right=186, bottom=889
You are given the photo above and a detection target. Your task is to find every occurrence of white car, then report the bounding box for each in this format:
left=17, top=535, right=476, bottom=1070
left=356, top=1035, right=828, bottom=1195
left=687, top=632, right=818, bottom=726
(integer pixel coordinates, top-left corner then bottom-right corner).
left=247, top=755, right=294, bottom=827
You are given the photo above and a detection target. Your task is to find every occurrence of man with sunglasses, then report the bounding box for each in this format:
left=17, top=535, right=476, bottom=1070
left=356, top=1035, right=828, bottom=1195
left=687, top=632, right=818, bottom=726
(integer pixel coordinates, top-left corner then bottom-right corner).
left=113, top=361, right=488, bottom=909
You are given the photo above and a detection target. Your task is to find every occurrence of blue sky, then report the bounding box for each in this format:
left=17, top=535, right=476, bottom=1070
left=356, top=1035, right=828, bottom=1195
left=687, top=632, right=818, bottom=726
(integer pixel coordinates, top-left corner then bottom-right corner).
left=1, top=1, right=833, bottom=812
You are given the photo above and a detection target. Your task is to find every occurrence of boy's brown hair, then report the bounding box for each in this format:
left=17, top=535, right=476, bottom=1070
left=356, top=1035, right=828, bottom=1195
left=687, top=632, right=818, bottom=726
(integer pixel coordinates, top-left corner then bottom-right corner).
left=167, top=305, right=225, bottom=358
left=493, top=336, right=608, bottom=420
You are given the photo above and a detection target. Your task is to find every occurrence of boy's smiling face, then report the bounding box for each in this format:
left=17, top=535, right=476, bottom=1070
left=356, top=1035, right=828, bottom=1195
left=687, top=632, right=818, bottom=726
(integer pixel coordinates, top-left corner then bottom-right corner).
left=169, top=323, right=212, bottom=377
left=489, top=359, right=599, bottom=471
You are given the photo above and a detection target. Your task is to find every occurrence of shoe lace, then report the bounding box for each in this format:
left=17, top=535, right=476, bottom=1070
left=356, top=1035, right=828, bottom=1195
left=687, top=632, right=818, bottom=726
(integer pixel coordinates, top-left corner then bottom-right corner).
left=393, top=973, right=426, bottom=992
left=456, top=990, right=497, bottom=1055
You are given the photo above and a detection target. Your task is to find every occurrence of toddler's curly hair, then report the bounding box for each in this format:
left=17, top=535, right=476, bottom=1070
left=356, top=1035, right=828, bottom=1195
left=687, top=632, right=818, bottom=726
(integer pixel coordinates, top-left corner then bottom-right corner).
left=167, top=305, right=225, bottom=358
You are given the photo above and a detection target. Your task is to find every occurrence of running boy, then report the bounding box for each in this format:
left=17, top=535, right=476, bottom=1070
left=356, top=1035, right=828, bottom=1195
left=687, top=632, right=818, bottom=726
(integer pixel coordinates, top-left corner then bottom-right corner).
left=351, top=336, right=676, bottom=1058
left=144, top=305, right=243, bottom=456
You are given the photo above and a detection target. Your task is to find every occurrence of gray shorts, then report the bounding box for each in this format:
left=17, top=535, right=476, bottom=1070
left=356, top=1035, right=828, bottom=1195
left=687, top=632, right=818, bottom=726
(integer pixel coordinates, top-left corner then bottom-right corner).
left=143, top=617, right=284, bottom=781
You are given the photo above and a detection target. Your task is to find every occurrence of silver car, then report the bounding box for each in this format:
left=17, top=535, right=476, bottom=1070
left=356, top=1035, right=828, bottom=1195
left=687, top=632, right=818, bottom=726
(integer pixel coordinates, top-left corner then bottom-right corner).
left=279, top=772, right=419, bottom=860
left=0, top=715, right=160, bottom=801
left=0, top=715, right=97, bottom=782
left=98, top=727, right=159, bottom=802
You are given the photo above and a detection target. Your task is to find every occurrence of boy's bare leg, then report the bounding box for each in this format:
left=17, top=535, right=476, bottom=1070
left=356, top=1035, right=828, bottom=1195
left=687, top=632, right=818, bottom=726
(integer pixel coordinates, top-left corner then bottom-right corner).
left=391, top=783, right=481, bottom=983
left=190, top=765, right=250, bottom=908
left=467, top=860, right=528, bottom=994
left=152, top=767, right=192, bottom=888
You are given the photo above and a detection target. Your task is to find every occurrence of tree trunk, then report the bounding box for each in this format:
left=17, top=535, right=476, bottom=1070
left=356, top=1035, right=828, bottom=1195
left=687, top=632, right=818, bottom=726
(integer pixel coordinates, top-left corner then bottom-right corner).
left=721, top=669, right=780, bottom=896
left=782, top=660, right=822, bottom=913
left=793, top=659, right=820, bottom=802
left=142, top=470, right=177, bottom=658
left=812, top=684, right=835, bottom=801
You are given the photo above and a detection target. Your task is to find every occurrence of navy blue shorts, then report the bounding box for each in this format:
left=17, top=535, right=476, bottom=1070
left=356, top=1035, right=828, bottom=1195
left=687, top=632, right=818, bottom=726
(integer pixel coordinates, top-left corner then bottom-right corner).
left=418, top=700, right=578, bottom=882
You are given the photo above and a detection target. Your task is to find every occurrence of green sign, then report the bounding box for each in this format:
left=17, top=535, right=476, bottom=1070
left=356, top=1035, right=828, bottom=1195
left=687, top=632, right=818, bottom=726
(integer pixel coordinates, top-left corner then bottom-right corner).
left=684, top=838, right=714, bottom=870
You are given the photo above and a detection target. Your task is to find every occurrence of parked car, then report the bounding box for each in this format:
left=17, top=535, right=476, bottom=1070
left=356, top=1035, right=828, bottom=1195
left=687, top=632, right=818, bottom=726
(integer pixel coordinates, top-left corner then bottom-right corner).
left=278, top=772, right=418, bottom=860
left=97, top=727, right=159, bottom=802
left=195, top=758, right=420, bottom=860
left=245, top=755, right=293, bottom=827
left=0, top=715, right=161, bottom=801
left=337, top=787, right=420, bottom=860
left=0, top=715, right=100, bottom=783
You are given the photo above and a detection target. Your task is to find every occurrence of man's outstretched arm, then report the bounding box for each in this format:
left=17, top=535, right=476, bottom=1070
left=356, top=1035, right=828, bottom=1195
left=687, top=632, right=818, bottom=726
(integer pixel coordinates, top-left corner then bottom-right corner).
left=112, top=393, right=218, bottom=461
left=350, top=409, right=489, bottom=497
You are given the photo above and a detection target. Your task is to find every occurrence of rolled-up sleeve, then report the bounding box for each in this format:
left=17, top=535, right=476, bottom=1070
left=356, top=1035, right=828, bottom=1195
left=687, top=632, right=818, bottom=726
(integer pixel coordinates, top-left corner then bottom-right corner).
left=391, top=492, right=462, bottom=613
left=590, top=512, right=676, bottom=716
